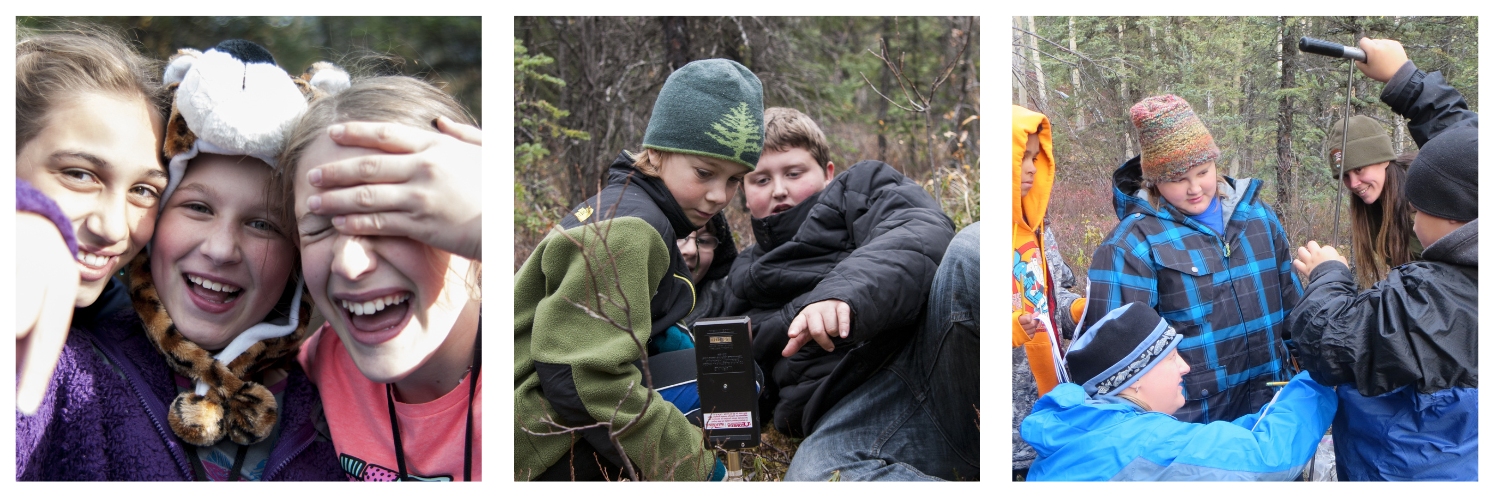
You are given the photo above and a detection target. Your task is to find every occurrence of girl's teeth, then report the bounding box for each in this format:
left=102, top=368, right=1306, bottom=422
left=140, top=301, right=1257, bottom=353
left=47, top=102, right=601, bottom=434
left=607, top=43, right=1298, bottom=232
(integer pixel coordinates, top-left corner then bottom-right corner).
left=76, top=252, right=107, bottom=267
left=187, top=275, right=240, bottom=293
left=342, top=293, right=410, bottom=315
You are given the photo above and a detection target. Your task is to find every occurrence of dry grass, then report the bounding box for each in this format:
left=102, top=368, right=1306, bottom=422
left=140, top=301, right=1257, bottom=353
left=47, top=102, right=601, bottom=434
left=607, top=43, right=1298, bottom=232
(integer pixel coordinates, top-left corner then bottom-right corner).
left=715, top=424, right=802, bottom=481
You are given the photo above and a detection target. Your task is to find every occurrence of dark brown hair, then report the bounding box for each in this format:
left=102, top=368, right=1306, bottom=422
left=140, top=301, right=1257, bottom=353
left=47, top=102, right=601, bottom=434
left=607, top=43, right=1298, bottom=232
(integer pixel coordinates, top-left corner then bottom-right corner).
left=17, top=25, right=167, bottom=153
left=1348, top=151, right=1419, bottom=288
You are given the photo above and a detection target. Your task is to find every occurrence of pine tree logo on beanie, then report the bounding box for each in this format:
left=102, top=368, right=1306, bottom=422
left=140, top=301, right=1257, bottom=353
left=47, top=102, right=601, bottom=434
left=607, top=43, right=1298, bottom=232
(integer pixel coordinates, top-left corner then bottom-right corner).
left=706, top=102, right=762, bottom=164
left=641, top=59, right=766, bottom=170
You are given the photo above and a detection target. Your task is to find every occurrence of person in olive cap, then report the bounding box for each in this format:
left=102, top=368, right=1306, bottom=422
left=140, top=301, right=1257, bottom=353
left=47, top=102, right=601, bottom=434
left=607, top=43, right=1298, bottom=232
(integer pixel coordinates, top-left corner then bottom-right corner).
left=1287, top=37, right=1478, bottom=481
left=1327, top=115, right=1421, bottom=288
left=515, top=58, right=763, bottom=481
left=1022, top=302, right=1337, bottom=481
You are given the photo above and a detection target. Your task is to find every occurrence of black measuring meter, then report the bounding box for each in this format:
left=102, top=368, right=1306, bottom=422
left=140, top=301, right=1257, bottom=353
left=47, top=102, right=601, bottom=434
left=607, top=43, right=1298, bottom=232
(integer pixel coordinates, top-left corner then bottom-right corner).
left=693, top=316, right=760, bottom=450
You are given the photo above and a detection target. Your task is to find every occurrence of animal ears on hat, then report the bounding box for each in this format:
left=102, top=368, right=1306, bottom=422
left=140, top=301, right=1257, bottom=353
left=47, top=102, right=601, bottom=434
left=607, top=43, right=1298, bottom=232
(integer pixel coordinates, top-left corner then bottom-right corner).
left=160, top=39, right=316, bottom=206
left=299, top=61, right=351, bottom=98
left=161, top=48, right=204, bottom=160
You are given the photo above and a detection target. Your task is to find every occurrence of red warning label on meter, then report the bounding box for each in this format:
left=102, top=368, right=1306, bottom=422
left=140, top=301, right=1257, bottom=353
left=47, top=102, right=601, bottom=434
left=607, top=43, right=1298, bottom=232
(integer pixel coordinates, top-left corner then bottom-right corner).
left=704, top=411, right=754, bottom=430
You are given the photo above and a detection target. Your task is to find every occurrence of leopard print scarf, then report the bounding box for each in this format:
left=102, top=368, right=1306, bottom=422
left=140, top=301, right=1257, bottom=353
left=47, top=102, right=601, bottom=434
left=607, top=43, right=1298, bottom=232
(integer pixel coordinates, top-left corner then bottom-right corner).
left=126, top=252, right=313, bottom=447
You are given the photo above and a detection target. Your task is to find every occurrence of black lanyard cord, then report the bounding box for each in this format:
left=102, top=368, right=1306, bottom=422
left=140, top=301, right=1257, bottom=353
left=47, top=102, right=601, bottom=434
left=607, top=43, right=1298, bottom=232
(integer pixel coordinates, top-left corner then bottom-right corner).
left=385, top=383, right=409, bottom=481
left=464, top=332, right=481, bottom=481
left=387, top=332, right=481, bottom=482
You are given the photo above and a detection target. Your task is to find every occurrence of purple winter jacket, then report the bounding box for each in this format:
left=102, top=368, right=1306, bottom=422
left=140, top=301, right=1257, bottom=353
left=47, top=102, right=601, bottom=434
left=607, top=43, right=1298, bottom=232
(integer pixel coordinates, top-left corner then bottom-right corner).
left=16, top=279, right=344, bottom=481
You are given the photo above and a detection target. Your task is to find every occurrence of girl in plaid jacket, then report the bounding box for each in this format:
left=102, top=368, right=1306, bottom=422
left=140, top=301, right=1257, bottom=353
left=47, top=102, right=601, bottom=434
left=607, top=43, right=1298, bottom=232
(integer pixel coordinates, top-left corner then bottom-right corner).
left=1082, top=95, right=1302, bottom=424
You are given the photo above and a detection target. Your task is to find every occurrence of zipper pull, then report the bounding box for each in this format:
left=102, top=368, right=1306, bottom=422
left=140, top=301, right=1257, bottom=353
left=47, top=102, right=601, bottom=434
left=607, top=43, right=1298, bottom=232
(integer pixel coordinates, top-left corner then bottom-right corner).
left=1224, top=241, right=1231, bottom=258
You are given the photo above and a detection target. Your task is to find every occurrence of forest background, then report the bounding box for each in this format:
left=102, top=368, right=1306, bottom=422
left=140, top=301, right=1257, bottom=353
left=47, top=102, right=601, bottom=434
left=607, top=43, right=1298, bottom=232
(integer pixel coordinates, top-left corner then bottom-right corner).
left=515, top=16, right=981, bottom=271
left=514, top=16, right=979, bottom=480
left=18, top=16, right=482, bottom=123
left=1012, top=16, right=1478, bottom=291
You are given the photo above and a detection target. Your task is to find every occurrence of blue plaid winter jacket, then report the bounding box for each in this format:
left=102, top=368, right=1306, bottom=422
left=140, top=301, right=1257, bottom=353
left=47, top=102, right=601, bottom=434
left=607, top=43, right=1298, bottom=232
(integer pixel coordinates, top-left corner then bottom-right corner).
left=1084, top=158, right=1302, bottom=424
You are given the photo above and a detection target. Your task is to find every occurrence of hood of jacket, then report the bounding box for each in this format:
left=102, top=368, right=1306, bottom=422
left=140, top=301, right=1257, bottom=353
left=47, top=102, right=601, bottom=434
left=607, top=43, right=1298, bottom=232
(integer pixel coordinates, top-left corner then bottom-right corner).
left=749, top=189, right=821, bottom=253
left=556, top=151, right=705, bottom=341
left=1013, top=106, right=1054, bottom=233
left=1421, top=218, right=1478, bottom=267
left=1110, top=155, right=1258, bottom=230
left=1021, top=383, right=1144, bottom=458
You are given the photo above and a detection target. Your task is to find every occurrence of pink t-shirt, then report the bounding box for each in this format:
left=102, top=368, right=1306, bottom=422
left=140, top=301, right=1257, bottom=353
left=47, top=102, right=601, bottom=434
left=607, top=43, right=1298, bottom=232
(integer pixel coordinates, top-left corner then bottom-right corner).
left=300, top=323, right=482, bottom=481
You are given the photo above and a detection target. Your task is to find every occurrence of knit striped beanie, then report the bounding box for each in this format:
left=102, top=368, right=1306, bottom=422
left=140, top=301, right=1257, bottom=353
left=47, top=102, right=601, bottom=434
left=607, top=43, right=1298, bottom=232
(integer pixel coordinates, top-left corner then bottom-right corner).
left=1066, top=302, right=1183, bottom=398
left=1131, top=95, right=1220, bottom=184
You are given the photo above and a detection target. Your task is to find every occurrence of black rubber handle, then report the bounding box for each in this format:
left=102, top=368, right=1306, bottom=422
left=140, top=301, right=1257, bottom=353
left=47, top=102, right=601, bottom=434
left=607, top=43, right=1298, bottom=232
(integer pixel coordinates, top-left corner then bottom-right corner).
left=1298, top=37, right=1367, bottom=63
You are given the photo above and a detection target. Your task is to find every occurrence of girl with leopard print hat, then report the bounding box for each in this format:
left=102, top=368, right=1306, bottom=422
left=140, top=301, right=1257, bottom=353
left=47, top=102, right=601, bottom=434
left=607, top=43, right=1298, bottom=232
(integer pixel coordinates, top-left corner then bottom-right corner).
left=132, top=39, right=347, bottom=480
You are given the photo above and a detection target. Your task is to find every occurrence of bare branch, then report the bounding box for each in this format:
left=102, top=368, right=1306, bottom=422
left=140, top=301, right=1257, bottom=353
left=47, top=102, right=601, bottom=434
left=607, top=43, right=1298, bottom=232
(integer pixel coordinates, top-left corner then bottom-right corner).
left=859, top=71, right=920, bottom=113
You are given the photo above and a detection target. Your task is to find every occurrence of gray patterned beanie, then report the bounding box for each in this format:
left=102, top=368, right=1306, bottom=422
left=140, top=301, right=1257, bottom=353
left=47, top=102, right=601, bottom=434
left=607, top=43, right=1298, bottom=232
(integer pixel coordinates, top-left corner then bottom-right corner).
left=642, top=58, right=765, bottom=171
left=1066, top=303, right=1183, bottom=398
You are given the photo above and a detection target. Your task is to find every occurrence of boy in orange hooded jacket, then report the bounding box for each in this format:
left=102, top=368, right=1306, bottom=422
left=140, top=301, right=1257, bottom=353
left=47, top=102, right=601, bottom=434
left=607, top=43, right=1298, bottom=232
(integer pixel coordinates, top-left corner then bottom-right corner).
left=1011, top=105, right=1083, bottom=479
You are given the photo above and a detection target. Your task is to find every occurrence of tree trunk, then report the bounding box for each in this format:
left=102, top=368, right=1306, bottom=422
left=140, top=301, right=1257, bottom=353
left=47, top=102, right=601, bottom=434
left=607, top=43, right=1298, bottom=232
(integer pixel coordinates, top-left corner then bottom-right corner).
left=1069, top=16, right=1084, bottom=129
left=1119, top=21, right=1134, bottom=161
left=662, top=17, right=689, bottom=71
left=1027, top=16, right=1048, bottom=111
left=1236, top=69, right=1253, bottom=179
left=876, top=17, right=894, bottom=163
left=1013, top=16, right=1030, bottom=107
left=1273, top=16, right=1297, bottom=220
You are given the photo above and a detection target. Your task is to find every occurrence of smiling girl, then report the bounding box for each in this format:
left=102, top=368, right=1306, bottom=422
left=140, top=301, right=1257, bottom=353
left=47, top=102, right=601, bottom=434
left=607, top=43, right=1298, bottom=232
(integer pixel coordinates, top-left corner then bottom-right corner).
left=1326, top=115, right=1421, bottom=288
left=15, top=27, right=168, bottom=415
left=17, top=35, right=343, bottom=481
left=1083, top=95, right=1303, bottom=426
left=277, top=75, right=483, bottom=482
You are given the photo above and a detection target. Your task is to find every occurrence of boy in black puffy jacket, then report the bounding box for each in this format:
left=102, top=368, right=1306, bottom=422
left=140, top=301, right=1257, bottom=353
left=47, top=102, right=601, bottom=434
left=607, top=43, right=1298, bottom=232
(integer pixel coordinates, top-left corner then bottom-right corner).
left=714, top=107, right=965, bottom=480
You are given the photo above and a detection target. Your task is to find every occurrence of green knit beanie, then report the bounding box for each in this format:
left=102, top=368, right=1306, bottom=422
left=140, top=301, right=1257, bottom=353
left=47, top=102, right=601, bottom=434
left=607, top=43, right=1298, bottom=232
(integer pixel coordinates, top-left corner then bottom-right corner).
left=642, top=59, right=765, bottom=171
left=1327, top=115, right=1397, bottom=180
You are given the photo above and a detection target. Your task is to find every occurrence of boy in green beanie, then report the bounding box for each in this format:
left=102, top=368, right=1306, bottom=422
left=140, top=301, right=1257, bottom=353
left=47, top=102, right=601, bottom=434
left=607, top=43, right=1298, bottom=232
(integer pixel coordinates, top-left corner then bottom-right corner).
left=514, top=59, right=763, bottom=481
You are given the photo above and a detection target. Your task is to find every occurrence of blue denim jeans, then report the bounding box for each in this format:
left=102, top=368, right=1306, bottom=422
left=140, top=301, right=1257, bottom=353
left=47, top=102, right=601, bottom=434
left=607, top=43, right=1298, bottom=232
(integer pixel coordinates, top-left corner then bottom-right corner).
left=785, top=222, right=981, bottom=481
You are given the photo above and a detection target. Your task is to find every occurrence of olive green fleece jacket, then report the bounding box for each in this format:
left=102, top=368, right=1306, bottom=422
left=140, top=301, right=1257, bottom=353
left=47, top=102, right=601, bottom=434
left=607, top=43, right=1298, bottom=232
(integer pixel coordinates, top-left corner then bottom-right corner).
left=514, top=217, right=715, bottom=481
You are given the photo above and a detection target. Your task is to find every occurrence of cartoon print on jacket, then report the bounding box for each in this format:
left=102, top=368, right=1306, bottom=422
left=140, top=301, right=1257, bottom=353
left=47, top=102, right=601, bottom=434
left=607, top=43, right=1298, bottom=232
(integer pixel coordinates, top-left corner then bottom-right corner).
left=1013, top=240, right=1051, bottom=327
left=340, top=453, right=450, bottom=482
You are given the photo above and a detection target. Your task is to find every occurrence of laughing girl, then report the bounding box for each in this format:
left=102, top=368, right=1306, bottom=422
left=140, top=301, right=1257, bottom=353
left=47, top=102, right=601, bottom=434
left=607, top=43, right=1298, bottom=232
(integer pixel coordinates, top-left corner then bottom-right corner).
left=277, top=76, right=483, bottom=482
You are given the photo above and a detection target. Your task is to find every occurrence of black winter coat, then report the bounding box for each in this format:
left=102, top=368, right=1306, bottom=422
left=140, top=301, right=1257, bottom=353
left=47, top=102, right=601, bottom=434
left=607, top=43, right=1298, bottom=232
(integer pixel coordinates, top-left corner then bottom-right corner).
left=715, top=161, right=955, bottom=437
left=1286, top=220, right=1477, bottom=396
left=1381, top=61, right=1478, bottom=145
